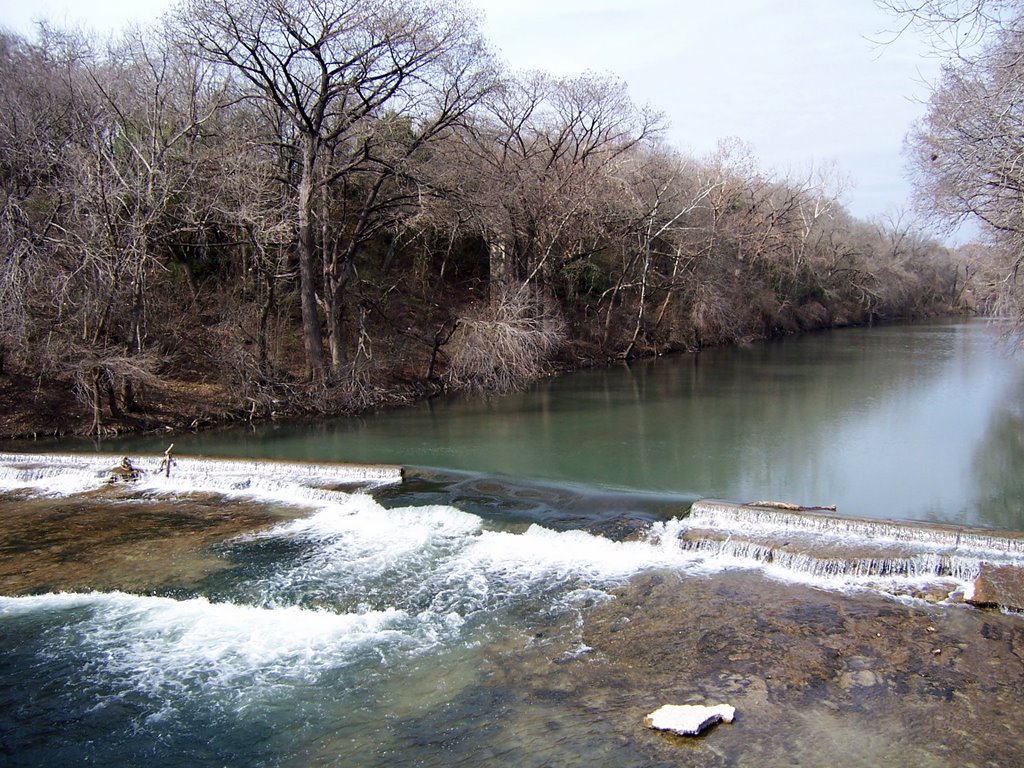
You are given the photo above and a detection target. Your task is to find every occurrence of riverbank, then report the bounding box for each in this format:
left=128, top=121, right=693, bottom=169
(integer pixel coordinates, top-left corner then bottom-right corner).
left=0, top=370, right=239, bottom=441
left=0, top=363, right=456, bottom=441
left=0, top=344, right=694, bottom=441
left=0, top=313, right=963, bottom=443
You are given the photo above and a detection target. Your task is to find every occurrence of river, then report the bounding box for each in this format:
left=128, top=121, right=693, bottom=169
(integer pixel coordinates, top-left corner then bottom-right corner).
left=48, top=318, right=1024, bottom=530
left=3, top=319, right=1024, bottom=767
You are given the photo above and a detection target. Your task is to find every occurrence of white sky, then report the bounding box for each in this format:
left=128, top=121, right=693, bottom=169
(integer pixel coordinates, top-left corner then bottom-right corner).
left=0, top=0, right=942, bottom=226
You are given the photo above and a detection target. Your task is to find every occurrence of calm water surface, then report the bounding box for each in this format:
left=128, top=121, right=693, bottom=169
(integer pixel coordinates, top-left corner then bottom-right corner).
left=80, top=319, right=1024, bottom=530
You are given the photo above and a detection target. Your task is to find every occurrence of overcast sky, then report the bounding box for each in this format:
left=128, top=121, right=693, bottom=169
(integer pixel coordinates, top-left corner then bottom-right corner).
left=1, top=0, right=942, bottom=225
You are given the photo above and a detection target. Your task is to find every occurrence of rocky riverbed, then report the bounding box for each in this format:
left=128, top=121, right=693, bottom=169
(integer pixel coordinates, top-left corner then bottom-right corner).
left=3, top=467, right=1024, bottom=767
left=0, top=491, right=292, bottom=594
left=491, top=569, right=1024, bottom=767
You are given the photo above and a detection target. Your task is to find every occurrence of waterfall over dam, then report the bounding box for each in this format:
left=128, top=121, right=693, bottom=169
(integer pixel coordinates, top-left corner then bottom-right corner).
left=677, top=499, right=1024, bottom=610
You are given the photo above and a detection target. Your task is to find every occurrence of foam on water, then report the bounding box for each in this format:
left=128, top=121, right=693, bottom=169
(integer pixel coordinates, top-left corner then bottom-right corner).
left=268, top=494, right=484, bottom=543
left=0, top=451, right=402, bottom=502
left=0, top=591, right=411, bottom=709
left=241, top=493, right=708, bottom=617
left=242, top=489, right=993, bottom=624
left=0, top=483, right=718, bottom=724
left=464, top=524, right=691, bottom=582
left=7, top=453, right=1022, bottom=734
left=672, top=501, right=1024, bottom=595
left=6, top=452, right=1004, bottom=600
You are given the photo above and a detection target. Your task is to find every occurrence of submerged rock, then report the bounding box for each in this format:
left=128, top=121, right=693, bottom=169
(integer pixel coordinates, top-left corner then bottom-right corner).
left=107, top=457, right=143, bottom=483
left=573, top=569, right=1024, bottom=765
left=644, top=703, right=736, bottom=736
left=581, top=515, right=652, bottom=542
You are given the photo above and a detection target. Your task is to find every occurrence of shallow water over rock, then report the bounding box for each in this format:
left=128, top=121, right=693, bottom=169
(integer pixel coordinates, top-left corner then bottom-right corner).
left=560, top=571, right=1024, bottom=767
left=3, top=454, right=1024, bottom=767
left=0, top=492, right=292, bottom=594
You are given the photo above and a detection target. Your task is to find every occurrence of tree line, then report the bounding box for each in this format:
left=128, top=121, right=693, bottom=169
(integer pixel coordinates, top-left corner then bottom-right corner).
left=881, top=0, right=1024, bottom=332
left=0, top=0, right=985, bottom=434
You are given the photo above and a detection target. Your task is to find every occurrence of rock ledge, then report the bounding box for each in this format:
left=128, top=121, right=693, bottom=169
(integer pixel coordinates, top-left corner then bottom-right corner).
left=644, top=703, right=736, bottom=736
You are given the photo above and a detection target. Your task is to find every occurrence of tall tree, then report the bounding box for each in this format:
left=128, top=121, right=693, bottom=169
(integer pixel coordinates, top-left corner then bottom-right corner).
left=0, top=30, right=74, bottom=374
left=175, top=0, right=490, bottom=380
left=881, top=0, right=1024, bottom=326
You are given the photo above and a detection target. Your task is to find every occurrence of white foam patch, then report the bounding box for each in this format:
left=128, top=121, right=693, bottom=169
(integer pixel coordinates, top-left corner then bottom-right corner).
left=0, top=512, right=719, bottom=721
left=0, top=591, right=411, bottom=695
left=0, top=452, right=402, bottom=503
left=244, top=496, right=487, bottom=605
left=263, top=495, right=684, bottom=583
left=261, top=499, right=699, bottom=583
left=270, top=495, right=483, bottom=543
left=464, top=524, right=690, bottom=582
left=243, top=496, right=720, bottom=623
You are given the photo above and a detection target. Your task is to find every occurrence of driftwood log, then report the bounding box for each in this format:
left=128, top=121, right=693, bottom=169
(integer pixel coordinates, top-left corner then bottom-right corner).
left=747, top=500, right=837, bottom=512
left=158, top=444, right=176, bottom=478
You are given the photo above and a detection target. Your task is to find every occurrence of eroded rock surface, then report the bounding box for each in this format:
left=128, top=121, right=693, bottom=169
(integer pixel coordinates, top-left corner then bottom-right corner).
left=969, top=563, right=1024, bottom=612
left=485, top=569, right=1024, bottom=767
left=0, top=490, right=292, bottom=594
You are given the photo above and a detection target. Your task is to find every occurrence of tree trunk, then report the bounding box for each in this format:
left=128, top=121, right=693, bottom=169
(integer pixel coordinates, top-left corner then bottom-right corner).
left=105, top=374, right=122, bottom=419
left=488, top=234, right=512, bottom=306
left=326, top=239, right=360, bottom=379
left=297, top=138, right=327, bottom=381
left=128, top=263, right=146, bottom=356
left=323, top=176, right=385, bottom=380
left=624, top=241, right=650, bottom=358
left=90, top=367, right=104, bottom=435
left=257, top=271, right=275, bottom=372
left=327, top=281, right=347, bottom=378
left=652, top=247, right=684, bottom=337
left=120, top=379, right=137, bottom=413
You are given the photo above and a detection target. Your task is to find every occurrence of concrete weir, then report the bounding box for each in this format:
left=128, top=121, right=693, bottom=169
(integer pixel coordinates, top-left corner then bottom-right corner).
left=681, top=500, right=1024, bottom=612
left=0, top=451, right=405, bottom=496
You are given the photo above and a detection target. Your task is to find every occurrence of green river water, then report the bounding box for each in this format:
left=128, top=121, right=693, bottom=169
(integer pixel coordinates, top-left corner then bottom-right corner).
left=68, top=318, right=1024, bottom=531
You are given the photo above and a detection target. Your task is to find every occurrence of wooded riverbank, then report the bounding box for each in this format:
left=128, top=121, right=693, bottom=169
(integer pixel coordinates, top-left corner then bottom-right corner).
left=0, top=310, right=963, bottom=442
left=0, top=1, right=996, bottom=439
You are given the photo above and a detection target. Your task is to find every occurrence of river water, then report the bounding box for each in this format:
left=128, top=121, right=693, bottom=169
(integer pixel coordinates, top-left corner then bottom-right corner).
left=3, top=320, right=1024, bottom=767
left=59, top=318, right=1024, bottom=530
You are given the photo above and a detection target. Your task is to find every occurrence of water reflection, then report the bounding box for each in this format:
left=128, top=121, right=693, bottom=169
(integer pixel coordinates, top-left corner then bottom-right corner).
left=28, top=320, right=1024, bottom=530
left=971, top=376, right=1024, bottom=531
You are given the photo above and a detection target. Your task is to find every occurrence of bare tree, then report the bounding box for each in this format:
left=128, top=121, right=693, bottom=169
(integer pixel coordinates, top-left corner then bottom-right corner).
left=880, top=0, right=1024, bottom=328
left=205, top=112, right=297, bottom=396
left=315, top=30, right=494, bottom=377
left=458, top=71, right=663, bottom=300
left=175, top=0, right=490, bottom=381
left=877, top=0, right=1021, bottom=54
left=443, top=290, right=565, bottom=393
left=597, top=145, right=720, bottom=356
left=0, top=28, right=99, bottom=376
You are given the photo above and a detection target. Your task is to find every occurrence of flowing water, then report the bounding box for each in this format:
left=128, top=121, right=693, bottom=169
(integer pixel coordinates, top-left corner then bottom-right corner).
left=4, top=320, right=1024, bottom=767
